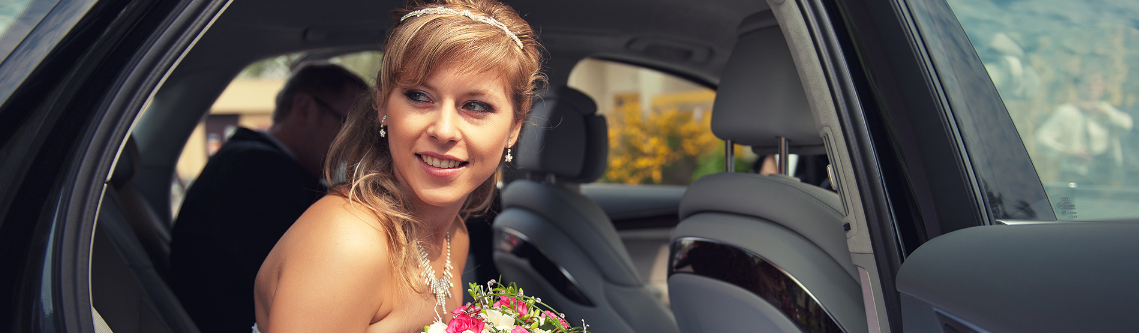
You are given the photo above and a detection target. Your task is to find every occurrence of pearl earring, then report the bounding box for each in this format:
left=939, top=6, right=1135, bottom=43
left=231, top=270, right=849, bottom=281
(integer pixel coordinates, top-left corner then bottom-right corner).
left=504, top=145, right=513, bottom=163
left=380, top=115, right=387, bottom=138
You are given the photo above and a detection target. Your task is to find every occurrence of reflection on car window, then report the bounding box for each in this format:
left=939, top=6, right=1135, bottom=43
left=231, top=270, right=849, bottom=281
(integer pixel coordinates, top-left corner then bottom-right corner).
left=0, top=0, right=39, bottom=62
left=947, top=0, right=1139, bottom=220
left=171, top=51, right=381, bottom=214
left=0, top=0, right=33, bottom=38
left=567, top=58, right=754, bottom=186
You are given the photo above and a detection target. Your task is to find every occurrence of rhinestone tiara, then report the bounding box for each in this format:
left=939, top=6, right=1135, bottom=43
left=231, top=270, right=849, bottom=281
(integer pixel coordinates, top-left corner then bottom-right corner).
left=400, top=6, right=524, bottom=49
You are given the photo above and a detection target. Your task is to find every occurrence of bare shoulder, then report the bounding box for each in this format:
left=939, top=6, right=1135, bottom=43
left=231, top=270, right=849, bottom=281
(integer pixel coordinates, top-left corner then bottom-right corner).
left=278, top=195, right=390, bottom=265
left=257, top=195, right=394, bottom=332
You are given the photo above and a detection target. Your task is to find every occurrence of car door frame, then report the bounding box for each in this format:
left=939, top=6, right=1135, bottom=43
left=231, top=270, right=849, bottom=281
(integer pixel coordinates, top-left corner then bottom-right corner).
left=0, top=0, right=231, bottom=331
left=769, top=0, right=1055, bottom=331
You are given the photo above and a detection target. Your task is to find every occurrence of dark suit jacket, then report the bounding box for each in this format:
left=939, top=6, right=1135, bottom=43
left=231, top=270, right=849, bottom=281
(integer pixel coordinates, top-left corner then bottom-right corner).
left=169, top=127, right=324, bottom=333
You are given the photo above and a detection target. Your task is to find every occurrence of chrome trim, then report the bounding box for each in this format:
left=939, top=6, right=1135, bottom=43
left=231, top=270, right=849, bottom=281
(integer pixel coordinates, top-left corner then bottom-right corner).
left=933, top=308, right=990, bottom=333
left=670, top=237, right=847, bottom=333
left=725, top=140, right=735, bottom=173
left=496, top=228, right=594, bottom=306
left=778, top=136, right=790, bottom=175
left=859, top=266, right=882, bottom=333
left=996, top=219, right=1086, bottom=226
left=996, top=220, right=1051, bottom=226
left=827, top=164, right=837, bottom=191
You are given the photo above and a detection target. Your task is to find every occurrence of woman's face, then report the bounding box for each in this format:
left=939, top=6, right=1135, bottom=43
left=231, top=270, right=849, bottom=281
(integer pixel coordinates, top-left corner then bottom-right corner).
left=381, top=61, right=521, bottom=211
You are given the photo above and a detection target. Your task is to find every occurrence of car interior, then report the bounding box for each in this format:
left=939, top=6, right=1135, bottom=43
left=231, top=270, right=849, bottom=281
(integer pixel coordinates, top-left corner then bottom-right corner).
left=667, top=10, right=865, bottom=333
left=493, top=85, right=680, bottom=333
left=86, top=0, right=869, bottom=332
left=10, top=0, right=1139, bottom=331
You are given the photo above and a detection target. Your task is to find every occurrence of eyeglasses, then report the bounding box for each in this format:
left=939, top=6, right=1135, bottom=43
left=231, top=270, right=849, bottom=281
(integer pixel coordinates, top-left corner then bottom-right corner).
left=312, top=95, right=348, bottom=124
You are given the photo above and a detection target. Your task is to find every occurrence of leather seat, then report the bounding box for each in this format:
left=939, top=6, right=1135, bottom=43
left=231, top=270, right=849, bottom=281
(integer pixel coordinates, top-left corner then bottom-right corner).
left=493, top=86, right=680, bottom=333
left=91, top=136, right=199, bottom=333
left=109, top=137, right=174, bottom=277
left=667, top=11, right=867, bottom=333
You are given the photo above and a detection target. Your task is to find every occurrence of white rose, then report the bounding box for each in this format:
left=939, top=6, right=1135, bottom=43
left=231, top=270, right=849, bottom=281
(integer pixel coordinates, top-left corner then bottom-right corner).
left=483, top=309, right=516, bottom=331
left=426, top=321, right=447, bottom=333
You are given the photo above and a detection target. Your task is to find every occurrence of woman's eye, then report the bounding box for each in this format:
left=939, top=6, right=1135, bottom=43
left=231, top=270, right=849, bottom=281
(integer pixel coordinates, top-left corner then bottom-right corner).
left=404, top=90, right=430, bottom=103
left=464, top=101, right=493, bottom=113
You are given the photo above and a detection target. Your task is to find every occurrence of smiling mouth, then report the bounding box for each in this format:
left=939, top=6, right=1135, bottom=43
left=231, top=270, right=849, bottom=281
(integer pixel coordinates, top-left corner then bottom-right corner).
left=418, top=154, right=468, bottom=169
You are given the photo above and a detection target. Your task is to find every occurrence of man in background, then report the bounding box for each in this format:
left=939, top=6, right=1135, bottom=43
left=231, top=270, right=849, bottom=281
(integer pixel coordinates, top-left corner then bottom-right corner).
left=170, top=63, right=368, bottom=332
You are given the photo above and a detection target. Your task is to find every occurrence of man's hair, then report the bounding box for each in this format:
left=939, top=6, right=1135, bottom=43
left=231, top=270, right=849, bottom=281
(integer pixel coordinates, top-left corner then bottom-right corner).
left=273, top=63, right=369, bottom=123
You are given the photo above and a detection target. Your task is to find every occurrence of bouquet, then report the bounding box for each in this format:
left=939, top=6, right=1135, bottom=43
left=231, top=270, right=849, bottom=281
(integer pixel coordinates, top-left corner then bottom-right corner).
left=423, top=280, right=589, bottom=333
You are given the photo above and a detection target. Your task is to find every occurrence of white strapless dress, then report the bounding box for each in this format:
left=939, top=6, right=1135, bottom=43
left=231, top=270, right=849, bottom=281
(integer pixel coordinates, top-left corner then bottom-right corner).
left=252, top=323, right=261, bottom=333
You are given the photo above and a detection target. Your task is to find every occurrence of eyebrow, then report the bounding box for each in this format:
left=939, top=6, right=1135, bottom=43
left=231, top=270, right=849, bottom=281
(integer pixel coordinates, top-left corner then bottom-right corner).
left=418, top=82, right=498, bottom=101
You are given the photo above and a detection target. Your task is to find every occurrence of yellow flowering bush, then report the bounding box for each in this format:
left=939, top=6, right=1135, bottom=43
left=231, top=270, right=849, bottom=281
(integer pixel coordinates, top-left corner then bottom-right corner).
left=602, top=91, right=743, bottom=185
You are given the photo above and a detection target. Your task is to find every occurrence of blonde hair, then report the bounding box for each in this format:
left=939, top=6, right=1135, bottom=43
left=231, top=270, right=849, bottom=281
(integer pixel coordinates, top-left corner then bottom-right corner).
left=323, top=0, right=544, bottom=294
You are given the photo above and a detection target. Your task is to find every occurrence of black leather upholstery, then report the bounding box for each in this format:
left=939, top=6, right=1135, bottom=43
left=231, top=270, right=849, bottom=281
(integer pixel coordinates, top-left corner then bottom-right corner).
left=515, top=86, right=608, bottom=183
left=109, top=137, right=173, bottom=277
left=494, top=87, right=680, bottom=333
left=502, top=181, right=641, bottom=286
left=667, top=10, right=866, bottom=333
left=91, top=136, right=199, bottom=333
left=672, top=174, right=865, bottom=333
left=711, top=10, right=823, bottom=155
left=680, top=173, right=855, bottom=278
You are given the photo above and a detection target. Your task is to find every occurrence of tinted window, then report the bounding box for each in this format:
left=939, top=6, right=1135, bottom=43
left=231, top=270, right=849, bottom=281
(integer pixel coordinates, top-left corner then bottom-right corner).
left=0, top=0, right=94, bottom=106
left=0, top=1, right=34, bottom=37
left=567, top=58, right=755, bottom=185
left=947, top=0, right=1139, bottom=220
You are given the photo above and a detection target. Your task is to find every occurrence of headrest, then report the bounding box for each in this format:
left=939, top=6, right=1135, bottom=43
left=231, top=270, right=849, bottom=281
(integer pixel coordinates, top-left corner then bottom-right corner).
left=110, top=136, right=140, bottom=190
left=711, top=11, right=823, bottom=154
left=515, top=86, right=608, bottom=183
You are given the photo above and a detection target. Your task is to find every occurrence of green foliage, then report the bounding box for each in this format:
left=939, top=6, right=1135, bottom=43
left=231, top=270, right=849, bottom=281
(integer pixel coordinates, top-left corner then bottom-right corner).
left=424, top=280, right=589, bottom=333
left=690, top=144, right=752, bottom=183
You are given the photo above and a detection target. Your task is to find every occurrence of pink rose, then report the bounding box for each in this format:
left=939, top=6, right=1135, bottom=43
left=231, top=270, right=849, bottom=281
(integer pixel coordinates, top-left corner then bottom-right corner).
left=496, top=296, right=528, bottom=316
left=446, top=312, right=485, bottom=333
left=511, top=326, right=530, bottom=333
left=452, top=302, right=473, bottom=315
left=543, top=310, right=569, bottom=327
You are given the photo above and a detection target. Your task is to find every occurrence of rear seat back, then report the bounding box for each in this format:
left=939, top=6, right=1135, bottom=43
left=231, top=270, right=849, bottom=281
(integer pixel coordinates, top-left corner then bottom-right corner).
left=108, top=137, right=172, bottom=277
left=90, top=135, right=199, bottom=333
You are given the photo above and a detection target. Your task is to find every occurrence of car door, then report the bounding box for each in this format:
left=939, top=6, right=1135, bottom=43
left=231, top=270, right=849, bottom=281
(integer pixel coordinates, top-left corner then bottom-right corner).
left=0, top=0, right=228, bottom=331
left=790, top=0, right=1139, bottom=331
left=890, top=0, right=1139, bottom=331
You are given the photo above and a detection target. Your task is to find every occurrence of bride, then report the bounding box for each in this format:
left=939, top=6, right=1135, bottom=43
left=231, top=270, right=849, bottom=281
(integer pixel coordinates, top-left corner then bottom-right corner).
left=251, top=0, right=543, bottom=331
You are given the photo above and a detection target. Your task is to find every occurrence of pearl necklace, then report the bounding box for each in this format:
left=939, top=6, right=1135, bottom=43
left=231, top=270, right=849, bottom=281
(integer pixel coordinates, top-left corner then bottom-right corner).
left=417, top=233, right=453, bottom=317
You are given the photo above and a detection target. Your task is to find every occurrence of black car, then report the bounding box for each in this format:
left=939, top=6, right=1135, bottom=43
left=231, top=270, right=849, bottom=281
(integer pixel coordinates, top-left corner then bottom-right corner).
left=2, top=0, right=1137, bottom=332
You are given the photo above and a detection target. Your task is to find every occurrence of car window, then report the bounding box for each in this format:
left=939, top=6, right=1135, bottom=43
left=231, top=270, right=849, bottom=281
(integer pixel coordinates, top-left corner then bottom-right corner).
left=171, top=51, right=381, bottom=214
left=0, top=1, right=34, bottom=36
left=0, top=0, right=95, bottom=108
left=567, top=58, right=756, bottom=186
left=0, top=0, right=38, bottom=58
left=946, top=0, right=1139, bottom=220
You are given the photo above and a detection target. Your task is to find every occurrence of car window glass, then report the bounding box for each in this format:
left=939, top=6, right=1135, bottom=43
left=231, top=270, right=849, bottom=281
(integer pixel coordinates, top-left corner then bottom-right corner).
left=0, top=0, right=34, bottom=38
left=946, top=0, right=1139, bottom=220
left=567, top=58, right=756, bottom=186
left=327, top=50, right=382, bottom=86
left=171, top=51, right=381, bottom=214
